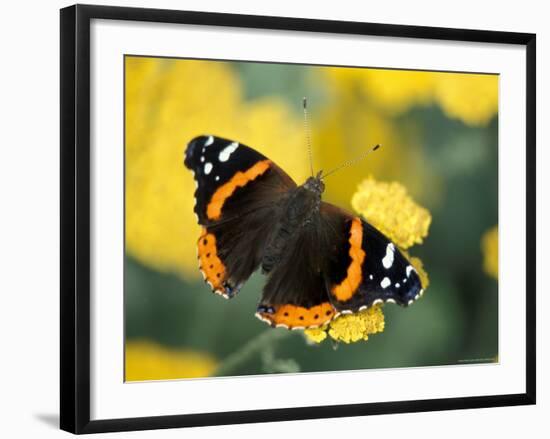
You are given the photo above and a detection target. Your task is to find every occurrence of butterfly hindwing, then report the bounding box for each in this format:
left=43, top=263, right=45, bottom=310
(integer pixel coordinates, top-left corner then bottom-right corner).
left=256, top=214, right=337, bottom=329
left=321, top=202, right=424, bottom=312
left=185, top=135, right=296, bottom=298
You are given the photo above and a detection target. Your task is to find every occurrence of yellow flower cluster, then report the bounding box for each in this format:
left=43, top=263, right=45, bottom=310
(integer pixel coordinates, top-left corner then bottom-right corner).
left=435, top=74, right=499, bottom=126
left=325, top=68, right=498, bottom=126
left=408, top=255, right=430, bottom=290
left=481, top=225, right=498, bottom=280
left=305, top=306, right=385, bottom=344
left=125, top=339, right=217, bottom=381
left=305, top=178, right=431, bottom=344
left=352, top=177, right=431, bottom=249
left=125, top=57, right=307, bottom=277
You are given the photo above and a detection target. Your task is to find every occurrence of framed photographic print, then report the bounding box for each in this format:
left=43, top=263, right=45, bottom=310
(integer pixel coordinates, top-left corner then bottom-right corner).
left=60, top=4, right=536, bottom=434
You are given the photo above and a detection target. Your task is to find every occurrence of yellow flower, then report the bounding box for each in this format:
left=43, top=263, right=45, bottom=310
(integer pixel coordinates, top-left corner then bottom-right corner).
left=304, top=327, right=328, bottom=343
left=125, top=57, right=307, bottom=277
left=352, top=176, right=431, bottom=249
left=361, top=69, right=435, bottom=114
left=304, top=306, right=385, bottom=344
left=434, top=73, right=498, bottom=126
left=125, top=339, right=217, bottom=381
left=323, top=68, right=434, bottom=113
left=323, top=67, right=498, bottom=126
left=329, top=306, right=385, bottom=343
left=481, top=225, right=498, bottom=279
left=409, top=255, right=430, bottom=290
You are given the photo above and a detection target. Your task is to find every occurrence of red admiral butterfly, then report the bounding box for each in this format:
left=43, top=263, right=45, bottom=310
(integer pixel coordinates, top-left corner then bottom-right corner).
left=184, top=121, right=423, bottom=330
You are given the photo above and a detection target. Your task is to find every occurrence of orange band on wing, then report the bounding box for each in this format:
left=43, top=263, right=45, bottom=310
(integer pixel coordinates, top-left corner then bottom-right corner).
left=206, top=160, right=271, bottom=220
left=197, top=228, right=226, bottom=292
left=331, top=217, right=365, bottom=302
left=256, top=302, right=336, bottom=329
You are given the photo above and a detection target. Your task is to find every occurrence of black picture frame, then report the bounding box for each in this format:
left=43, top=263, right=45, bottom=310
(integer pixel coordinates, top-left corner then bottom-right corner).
left=60, top=4, right=536, bottom=434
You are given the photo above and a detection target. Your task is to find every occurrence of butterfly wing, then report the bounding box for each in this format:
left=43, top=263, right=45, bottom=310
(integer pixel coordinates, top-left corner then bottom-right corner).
left=185, top=135, right=296, bottom=298
left=320, top=202, right=424, bottom=312
left=255, top=214, right=337, bottom=329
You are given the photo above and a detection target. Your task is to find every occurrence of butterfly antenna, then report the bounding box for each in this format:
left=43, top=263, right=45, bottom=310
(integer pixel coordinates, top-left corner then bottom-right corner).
left=303, top=97, right=314, bottom=177
left=321, top=144, right=381, bottom=179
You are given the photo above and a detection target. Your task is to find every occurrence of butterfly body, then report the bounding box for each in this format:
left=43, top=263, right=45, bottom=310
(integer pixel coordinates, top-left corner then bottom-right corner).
left=185, top=135, right=423, bottom=329
left=262, top=175, right=324, bottom=274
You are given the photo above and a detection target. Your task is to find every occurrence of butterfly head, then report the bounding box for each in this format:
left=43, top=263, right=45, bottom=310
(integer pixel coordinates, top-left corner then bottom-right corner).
left=303, top=171, right=325, bottom=195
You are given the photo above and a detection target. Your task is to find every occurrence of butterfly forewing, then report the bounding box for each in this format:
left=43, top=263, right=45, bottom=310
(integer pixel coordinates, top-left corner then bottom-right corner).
left=185, top=135, right=296, bottom=298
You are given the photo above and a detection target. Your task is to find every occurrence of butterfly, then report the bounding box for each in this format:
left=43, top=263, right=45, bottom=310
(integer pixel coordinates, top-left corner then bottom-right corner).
left=184, top=134, right=423, bottom=330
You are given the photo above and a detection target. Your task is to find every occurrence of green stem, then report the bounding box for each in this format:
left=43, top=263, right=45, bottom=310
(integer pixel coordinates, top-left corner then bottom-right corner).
left=213, top=329, right=294, bottom=377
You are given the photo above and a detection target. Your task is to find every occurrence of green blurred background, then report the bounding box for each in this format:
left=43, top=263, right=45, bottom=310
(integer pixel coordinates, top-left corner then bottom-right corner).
left=124, top=57, right=498, bottom=381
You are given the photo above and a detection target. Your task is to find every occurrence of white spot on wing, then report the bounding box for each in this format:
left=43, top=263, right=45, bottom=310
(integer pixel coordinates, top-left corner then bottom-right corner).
left=406, top=265, right=415, bottom=277
left=382, top=243, right=395, bottom=269
left=200, top=156, right=205, bottom=162
left=255, top=313, right=271, bottom=324
left=369, top=274, right=373, bottom=280
left=219, top=142, right=239, bottom=162
left=204, top=162, right=213, bottom=175
left=396, top=283, right=400, bottom=288
left=380, top=277, right=391, bottom=289
left=215, top=176, right=220, bottom=181
left=204, top=136, right=214, bottom=146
